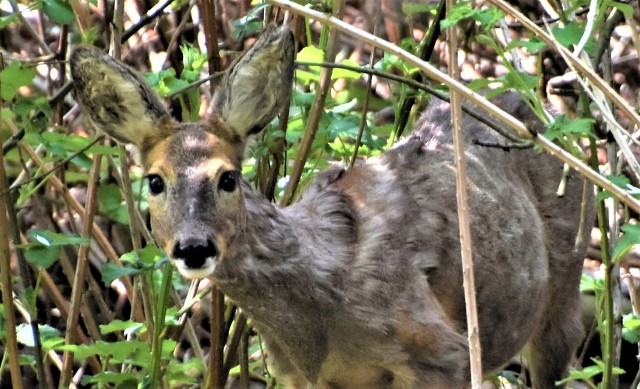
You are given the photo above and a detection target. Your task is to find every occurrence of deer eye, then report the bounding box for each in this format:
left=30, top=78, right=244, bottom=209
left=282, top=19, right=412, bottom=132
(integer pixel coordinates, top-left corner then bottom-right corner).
left=148, top=174, right=165, bottom=195
left=219, top=171, right=238, bottom=192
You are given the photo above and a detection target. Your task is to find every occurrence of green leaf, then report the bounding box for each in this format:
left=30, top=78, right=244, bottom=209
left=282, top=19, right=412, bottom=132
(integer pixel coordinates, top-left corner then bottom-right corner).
left=622, top=314, right=640, bottom=344
left=20, top=354, right=36, bottom=367
left=504, top=71, right=538, bottom=90
left=297, top=46, right=325, bottom=63
left=20, top=229, right=89, bottom=268
left=23, top=245, right=60, bottom=268
left=552, top=21, right=596, bottom=55
left=166, top=358, right=204, bottom=384
left=613, top=223, right=640, bottom=263
left=0, top=13, right=20, bottom=28
left=180, top=45, right=207, bottom=74
left=402, top=3, right=437, bottom=15
left=472, top=7, right=504, bottom=30
left=40, top=0, right=75, bottom=25
left=57, top=340, right=148, bottom=362
left=606, top=0, right=633, bottom=16
left=580, top=273, right=604, bottom=293
left=16, top=323, right=62, bottom=347
left=468, top=78, right=493, bottom=91
left=138, top=245, right=165, bottom=265
left=100, top=320, right=143, bottom=335
left=0, top=61, right=36, bottom=101
left=229, top=3, right=270, bottom=41
left=441, top=2, right=473, bottom=29
left=119, top=245, right=165, bottom=266
left=505, top=38, right=547, bottom=53
left=330, top=59, right=362, bottom=80
left=544, top=115, right=595, bottom=142
left=161, top=339, right=178, bottom=358
left=441, top=1, right=503, bottom=30
left=101, top=263, right=144, bottom=285
left=13, top=95, right=52, bottom=122
left=597, top=175, right=636, bottom=201
left=81, top=372, right=139, bottom=385
left=556, top=358, right=608, bottom=384
left=26, top=228, right=90, bottom=247
left=230, top=17, right=263, bottom=41
left=97, top=184, right=129, bottom=224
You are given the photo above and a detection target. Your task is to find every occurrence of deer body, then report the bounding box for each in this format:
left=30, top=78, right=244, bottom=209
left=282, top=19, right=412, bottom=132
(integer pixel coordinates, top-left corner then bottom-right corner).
left=71, top=25, right=591, bottom=388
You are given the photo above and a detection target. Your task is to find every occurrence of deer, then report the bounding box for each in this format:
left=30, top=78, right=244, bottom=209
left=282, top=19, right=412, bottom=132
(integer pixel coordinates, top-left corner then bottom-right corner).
left=70, top=24, right=593, bottom=388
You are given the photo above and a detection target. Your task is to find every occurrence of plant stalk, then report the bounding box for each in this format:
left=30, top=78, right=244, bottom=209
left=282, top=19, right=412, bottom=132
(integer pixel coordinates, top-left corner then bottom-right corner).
left=0, top=142, right=24, bottom=389
left=60, top=152, right=103, bottom=387
left=279, top=0, right=345, bottom=206
left=445, top=1, right=483, bottom=386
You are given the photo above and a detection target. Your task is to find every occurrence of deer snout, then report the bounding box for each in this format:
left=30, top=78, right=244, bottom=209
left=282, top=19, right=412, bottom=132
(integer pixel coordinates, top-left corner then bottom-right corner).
left=172, top=238, right=217, bottom=270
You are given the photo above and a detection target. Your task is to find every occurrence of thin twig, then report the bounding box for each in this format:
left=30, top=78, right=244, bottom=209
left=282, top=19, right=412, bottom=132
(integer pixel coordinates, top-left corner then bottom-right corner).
left=167, top=0, right=197, bottom=56
left=5, top=136, right=104, bottom=195
left=295, top=61, right=530, bottom=146
left=167, top=72, right=225, bottom=100
left=445, top=0, right=483, bottom=386
left=197, top=1, right=226, bottom=387
left=60, top=151, right=103, bottom=387
left=3, top=194, right=49, bottom=389
left=0, top=143, right=24, bottom=389
left=8, top=1, right=53, bottom=55
left=121, top=0, right=176, bottom=42
left=393, top=0, right=446, bottom=140
left=348, top=2, right=379, bottom=168
left=280, top=0, right=345, bottom=206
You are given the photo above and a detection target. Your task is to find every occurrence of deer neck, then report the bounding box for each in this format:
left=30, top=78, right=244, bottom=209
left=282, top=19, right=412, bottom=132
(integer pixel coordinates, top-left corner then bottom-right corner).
left=211, top=180, right=357, bottom=382
left=212, top=178, right=357, bottom=310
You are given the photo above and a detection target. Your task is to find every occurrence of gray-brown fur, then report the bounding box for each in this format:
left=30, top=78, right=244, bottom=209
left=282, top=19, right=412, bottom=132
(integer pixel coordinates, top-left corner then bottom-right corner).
left=71, top=25, right=593, bottom=388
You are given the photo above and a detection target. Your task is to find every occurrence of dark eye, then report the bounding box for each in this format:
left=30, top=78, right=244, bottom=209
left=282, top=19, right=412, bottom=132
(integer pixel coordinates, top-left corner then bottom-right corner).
left=148, top=174, right=165, bottom=195
left=219, top=171, right=238, bottom=192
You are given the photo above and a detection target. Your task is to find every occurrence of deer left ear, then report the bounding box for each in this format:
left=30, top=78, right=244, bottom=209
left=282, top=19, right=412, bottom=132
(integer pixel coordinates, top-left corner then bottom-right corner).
left=70, top=47, right=175, bottom=148
left=210, top=24, right=295, bottom=142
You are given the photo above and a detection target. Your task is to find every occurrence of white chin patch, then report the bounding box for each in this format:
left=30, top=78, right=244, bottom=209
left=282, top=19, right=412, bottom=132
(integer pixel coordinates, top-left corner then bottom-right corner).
left=174, top=258, right=217, bottom=279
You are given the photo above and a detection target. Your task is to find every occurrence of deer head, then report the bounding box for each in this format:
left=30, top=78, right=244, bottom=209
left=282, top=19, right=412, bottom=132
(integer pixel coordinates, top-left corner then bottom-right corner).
left=71, top=25, right=295, bottom=279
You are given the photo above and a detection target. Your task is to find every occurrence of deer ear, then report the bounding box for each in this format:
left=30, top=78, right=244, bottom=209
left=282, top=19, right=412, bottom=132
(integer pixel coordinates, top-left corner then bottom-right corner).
left=70, top=47, right=173, bottom=148
left=210, top=24, right=295, bottom=141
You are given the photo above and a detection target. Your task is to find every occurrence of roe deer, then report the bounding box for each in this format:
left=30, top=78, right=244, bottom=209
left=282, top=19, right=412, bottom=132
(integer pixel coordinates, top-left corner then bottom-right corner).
left=71, top=25, right=593, bottom=388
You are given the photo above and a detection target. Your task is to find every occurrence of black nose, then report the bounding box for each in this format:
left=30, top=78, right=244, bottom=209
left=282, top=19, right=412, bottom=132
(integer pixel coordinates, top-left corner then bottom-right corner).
left=172, top=239, right=217, bottom=269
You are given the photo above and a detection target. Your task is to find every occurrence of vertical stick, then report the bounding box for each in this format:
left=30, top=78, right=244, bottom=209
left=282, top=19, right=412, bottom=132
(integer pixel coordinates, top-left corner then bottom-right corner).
left=279, top=0, right=346, bottom=206
left=60, top=153, right=103, bottom=388
left=0, top=52, right=24, bottom=389
left=199, top=2, right=224, bottom=387
left=0, top=145, right=24, bottom=389
left=445, top=1, right=483, bottom=387
left=200, top=0, right=222, bottom=94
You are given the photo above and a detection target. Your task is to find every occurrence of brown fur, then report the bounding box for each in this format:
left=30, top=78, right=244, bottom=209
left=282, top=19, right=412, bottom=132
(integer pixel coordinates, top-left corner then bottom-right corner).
left=71, top=25, right=593, bottom=388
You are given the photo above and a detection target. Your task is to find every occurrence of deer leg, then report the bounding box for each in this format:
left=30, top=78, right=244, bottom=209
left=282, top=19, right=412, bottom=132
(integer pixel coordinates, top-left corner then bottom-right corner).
left=527, top=274, right=583, bottom=388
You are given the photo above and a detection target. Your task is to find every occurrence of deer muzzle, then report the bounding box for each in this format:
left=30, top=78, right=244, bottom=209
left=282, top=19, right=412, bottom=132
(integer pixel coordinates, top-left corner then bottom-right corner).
left=171, top=237, right=218, bottom=279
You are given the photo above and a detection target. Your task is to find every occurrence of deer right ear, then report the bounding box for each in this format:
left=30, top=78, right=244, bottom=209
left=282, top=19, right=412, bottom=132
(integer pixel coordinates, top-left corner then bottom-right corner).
left=210, top=24, right=295, bottom=143
left=70, top=47, right=174, bottom=148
